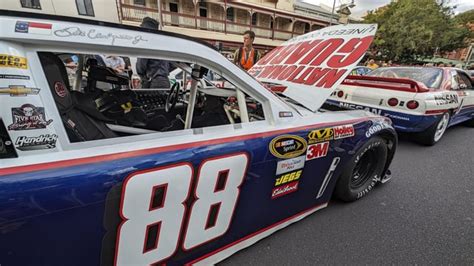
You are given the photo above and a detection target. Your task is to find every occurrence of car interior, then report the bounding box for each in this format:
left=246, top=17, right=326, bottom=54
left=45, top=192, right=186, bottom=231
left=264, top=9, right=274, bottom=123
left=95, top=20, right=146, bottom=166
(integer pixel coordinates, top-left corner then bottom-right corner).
left=38, top=52, right=265, bottom=142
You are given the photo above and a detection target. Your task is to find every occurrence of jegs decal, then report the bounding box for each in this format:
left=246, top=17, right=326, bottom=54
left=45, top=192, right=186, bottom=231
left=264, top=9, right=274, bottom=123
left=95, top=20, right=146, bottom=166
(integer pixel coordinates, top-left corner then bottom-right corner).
left=269, top=135, right=307, bottom=159
left=0, top=54, right=28, bottom=69
left=7, top=104, right=53, bottom=130
left=0, top=85, right=40, bottom=96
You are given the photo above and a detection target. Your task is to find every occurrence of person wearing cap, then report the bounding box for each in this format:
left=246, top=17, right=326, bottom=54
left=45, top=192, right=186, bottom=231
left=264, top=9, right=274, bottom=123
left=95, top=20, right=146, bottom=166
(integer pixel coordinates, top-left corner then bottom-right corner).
left=233, top=30, right=260, bottom=71
left=136, top=17, right=173, bottom=89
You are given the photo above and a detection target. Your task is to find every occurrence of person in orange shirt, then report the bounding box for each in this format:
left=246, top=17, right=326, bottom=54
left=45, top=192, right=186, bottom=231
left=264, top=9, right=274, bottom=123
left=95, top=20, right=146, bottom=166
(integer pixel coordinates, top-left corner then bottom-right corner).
left=366, top=58, right=379, bottom=70
left=234, top=30, right=261, bottom=71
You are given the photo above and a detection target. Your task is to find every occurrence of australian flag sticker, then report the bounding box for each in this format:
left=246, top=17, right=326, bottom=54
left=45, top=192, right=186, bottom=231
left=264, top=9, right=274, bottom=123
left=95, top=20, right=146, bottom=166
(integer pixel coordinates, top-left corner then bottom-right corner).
left=15, top=21, right=29, bottom=33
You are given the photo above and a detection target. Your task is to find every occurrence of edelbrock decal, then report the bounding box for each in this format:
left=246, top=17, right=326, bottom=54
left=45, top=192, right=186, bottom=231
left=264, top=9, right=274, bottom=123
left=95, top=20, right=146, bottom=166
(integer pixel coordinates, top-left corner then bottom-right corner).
left=15, top=134, right=58, bottom=151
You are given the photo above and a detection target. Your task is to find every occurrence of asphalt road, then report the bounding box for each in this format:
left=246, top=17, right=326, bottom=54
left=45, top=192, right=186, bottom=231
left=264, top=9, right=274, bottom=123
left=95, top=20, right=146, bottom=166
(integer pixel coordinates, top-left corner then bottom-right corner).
left=220, top=124, right=474, bottom=265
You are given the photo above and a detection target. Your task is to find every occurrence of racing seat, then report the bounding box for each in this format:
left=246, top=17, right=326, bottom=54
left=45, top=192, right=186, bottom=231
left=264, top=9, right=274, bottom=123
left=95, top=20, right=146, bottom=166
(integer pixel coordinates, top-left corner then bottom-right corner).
left=38, top=52, right=118, bottom=142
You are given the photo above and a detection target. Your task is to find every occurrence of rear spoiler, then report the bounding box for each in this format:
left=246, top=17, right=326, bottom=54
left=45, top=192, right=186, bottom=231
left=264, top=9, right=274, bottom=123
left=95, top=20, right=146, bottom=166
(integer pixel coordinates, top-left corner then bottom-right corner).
left=341, top=75, right=429, bottom=93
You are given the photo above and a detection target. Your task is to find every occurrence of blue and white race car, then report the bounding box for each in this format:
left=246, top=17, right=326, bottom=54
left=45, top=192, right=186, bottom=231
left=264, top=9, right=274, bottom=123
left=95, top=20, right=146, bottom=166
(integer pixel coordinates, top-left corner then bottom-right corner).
left=0, top=11, right=396, bottom=265
left=325, top=67, right=474, bottom=145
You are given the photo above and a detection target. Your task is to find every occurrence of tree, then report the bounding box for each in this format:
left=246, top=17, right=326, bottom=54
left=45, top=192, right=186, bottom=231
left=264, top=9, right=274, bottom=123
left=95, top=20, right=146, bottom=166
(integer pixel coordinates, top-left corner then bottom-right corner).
left=363, top=0, right=470, bottom=62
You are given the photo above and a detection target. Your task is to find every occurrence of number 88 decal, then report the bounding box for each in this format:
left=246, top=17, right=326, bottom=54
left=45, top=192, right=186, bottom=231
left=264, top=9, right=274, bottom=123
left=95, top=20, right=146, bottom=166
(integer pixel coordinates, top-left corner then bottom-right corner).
left=115, top=153, right=249, bottom=265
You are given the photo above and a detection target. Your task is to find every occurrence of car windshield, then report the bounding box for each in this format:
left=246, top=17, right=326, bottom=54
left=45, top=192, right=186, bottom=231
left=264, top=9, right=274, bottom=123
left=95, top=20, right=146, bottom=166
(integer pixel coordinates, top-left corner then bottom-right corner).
left=367, top=67, right=443, bottom=89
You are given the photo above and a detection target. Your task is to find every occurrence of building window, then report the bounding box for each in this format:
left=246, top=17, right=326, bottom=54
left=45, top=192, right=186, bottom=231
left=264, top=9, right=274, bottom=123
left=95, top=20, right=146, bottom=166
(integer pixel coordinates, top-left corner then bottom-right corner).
left=134, top=0, right=145, bottom=6
left=20, top=0, right=41, bottom=9
left=226, top=7, right=234, bottom=22
left=76, top=0, right=95, bottom=17
left=252, top=13, right=257, bottom=26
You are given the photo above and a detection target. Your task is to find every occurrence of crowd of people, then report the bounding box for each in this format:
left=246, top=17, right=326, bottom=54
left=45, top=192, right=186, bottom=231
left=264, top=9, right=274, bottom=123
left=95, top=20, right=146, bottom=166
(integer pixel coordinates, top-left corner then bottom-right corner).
left=364, top=58, right=473, bottom=70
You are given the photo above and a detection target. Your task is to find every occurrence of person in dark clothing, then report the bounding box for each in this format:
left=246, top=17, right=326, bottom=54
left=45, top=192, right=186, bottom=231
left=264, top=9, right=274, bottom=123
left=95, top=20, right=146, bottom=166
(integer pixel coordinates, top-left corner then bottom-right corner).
left=136, top=17, right=172, bottom=89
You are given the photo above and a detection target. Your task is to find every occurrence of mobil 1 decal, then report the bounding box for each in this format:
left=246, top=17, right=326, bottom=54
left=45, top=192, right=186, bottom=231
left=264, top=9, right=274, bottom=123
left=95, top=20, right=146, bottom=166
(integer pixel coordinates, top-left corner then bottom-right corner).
left=248, top=24, right=377, bottom=112
left=8, top=104, right=53, bottom=130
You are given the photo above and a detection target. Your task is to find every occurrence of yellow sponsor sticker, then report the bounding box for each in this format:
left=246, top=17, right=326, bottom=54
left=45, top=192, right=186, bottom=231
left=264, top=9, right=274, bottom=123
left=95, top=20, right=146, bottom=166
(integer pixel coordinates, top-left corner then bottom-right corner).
left=0, top=54, right=28, bottom=69
left=308, top=127, right=333, bottom=144
left=269, top=135, right=307, bottom=159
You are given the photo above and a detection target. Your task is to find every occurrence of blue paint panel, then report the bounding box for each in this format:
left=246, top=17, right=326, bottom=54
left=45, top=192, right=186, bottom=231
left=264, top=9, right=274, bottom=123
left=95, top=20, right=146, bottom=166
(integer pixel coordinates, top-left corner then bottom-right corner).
left=0, top=121, right=386, bottom=265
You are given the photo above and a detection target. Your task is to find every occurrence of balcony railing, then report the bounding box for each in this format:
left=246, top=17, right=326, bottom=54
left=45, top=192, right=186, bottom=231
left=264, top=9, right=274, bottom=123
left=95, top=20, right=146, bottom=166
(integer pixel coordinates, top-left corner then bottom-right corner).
left=120, top=3, right=297, bottom=41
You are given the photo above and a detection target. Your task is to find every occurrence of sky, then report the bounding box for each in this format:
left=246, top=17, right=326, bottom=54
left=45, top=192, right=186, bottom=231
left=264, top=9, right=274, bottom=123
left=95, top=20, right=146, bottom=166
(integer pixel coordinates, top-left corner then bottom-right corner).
left=302, top=0, right=474, bottom=19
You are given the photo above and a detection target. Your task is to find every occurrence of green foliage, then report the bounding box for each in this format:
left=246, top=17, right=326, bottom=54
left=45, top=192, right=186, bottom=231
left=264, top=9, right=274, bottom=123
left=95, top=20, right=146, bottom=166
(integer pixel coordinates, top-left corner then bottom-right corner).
left=363, top=0, right=470, bottom=62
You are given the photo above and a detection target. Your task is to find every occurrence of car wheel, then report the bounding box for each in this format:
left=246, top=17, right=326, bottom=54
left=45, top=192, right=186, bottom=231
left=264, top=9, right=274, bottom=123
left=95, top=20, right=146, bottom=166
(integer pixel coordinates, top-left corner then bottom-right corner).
left=334, top=137, right=388, bottom=202
left=417, top=112, right=450, bottom=146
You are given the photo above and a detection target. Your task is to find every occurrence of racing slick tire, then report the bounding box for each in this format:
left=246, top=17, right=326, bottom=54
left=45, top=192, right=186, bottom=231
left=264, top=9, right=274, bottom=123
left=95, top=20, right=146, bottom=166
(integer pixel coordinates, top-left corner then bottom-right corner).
left=334, top=137, right=388, bottom=202
left=417, top=112, right=450, bottom=146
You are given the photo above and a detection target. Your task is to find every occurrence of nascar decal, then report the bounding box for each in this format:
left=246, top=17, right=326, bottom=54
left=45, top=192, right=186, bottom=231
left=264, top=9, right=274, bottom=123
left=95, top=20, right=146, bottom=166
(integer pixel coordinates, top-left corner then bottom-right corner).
left=249, top=24, right=377, bottom=112
left=15, top=21, right=52, bottom=35
left=0, top=54, right=28, bottom=69
left=272, top=170, right=302, bottom=199
left=333, top=124, right=355, bottom=139
left=15, top=134, right=58, bottom=151
left=276, top=155, right=305, bottom=175
left=114, top=153, right=248, bottom=265
left=308, top=127, right=333, bottom=144
left=7, top=104, right=53, bottom=130
left=316, top=157, right=340, bottom=198
left=306, top=142, right=329, bottom=161
left=0, top=85, right=40, bottom=96
left=269, top=135, right=307, bottom=159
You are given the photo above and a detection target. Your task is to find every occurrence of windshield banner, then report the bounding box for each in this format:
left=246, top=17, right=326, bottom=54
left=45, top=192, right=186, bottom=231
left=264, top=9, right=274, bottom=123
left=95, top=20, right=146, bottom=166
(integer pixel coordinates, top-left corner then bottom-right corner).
left=249, top=24, right=377, bottom=112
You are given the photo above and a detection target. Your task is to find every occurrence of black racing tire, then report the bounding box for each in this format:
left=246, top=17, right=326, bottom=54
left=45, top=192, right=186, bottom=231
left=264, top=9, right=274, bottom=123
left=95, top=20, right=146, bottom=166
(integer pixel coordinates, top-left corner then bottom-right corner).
left=417, top=112, right=450, bottom=146
left=334, top=137, right=388, bottom=202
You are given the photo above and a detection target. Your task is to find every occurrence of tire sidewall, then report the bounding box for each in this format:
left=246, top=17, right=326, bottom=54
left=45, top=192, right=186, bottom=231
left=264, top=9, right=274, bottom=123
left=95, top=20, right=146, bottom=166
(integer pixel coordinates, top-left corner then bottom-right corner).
left=335, top=137, right=388, bottom=202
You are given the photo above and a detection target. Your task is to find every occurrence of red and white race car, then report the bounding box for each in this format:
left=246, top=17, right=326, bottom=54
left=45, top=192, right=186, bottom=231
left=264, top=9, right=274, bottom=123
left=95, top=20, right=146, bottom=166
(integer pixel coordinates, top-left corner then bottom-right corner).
left=325, top=67, right=474, bottom=145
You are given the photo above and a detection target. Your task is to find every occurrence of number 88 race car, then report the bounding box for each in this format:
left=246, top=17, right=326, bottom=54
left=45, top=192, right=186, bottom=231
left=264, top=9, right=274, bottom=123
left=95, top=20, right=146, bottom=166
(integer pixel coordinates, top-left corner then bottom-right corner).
left=0, top=11, right=396, bottom=265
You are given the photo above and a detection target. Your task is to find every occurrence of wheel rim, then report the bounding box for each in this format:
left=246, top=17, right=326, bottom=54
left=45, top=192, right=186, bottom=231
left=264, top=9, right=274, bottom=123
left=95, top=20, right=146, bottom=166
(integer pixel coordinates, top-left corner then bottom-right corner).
left=434, top=113, right=450, bottom=142
left=350, top=149, right=376, bottom=189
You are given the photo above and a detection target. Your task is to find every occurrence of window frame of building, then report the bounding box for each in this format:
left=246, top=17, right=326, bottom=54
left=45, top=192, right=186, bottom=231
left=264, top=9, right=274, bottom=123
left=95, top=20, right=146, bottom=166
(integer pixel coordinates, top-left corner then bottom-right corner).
left=133, top=0, right=146, bottom=6
left=251, top=13, right=257, bottom=26
left=76, top=0, right=95, bottom=17
left=226, top=7, right=234, bottom=22
left=20, top=0, right=41, bottom=10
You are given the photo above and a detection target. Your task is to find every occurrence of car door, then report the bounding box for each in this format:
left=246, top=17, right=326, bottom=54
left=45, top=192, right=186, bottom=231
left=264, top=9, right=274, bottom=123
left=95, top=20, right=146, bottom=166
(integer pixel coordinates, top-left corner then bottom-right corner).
left=449, top=70, right=474, bottom=124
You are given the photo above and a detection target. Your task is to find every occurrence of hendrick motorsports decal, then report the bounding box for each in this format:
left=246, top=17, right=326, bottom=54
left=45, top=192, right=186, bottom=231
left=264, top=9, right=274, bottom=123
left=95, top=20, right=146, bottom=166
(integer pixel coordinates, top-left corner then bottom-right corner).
left=0, top=85, right=40, bottom=96
left=269, top=135, right=307, bottom=159
left=272, top=170, right=302, bottom=199
left=306, top=141, right=329, bottom=161
left=7, top=104, right=53, bottom=130
left=276, top=156, right=305, bottom=175
left=15, top=134, right=58, bottom=151
left=0, top=54, right=28, bottom=69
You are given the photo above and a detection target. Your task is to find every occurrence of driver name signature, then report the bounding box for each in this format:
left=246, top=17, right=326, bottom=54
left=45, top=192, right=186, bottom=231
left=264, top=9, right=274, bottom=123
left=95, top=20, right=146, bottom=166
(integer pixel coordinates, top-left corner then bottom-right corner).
left=54, top=27, right=148, bottom=45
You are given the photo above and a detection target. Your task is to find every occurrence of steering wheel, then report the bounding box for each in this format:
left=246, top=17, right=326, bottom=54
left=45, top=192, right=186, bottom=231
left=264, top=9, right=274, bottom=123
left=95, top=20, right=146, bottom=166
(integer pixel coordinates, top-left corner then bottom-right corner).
left=165, top=82, right=180, bottom=112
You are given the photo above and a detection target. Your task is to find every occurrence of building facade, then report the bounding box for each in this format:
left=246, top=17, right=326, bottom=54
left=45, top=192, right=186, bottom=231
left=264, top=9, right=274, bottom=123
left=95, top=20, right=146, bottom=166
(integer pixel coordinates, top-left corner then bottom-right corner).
left=2, top=0, right=120, bottom=23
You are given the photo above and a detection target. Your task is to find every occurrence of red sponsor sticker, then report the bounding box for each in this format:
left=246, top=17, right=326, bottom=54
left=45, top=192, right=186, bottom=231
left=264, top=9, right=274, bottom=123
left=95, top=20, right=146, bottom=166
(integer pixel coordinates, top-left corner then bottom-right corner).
left=306, top=142, right=329, bottom=161
left=54, top=81, right=67, bottom=98
left=333, top=124, right=355, bottom=139
left=271, top=181, right=299, bottom=199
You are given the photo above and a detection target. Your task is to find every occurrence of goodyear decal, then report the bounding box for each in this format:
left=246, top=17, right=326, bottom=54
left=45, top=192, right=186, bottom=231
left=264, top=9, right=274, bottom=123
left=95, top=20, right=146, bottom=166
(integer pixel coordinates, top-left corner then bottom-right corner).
left=269, top=135, right=307, bottom=159
left=0, top=54, right=28, bottom=69
left=308, top=127, right=333, bottom=144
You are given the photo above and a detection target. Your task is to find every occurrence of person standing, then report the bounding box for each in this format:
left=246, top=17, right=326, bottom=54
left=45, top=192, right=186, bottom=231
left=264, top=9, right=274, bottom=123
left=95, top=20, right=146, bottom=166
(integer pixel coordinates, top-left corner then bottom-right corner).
left=366, top=58, right=379, bottom=70
left=233, top=30, right=260, bottom=71
left=136, top=17, right=172, bottom=89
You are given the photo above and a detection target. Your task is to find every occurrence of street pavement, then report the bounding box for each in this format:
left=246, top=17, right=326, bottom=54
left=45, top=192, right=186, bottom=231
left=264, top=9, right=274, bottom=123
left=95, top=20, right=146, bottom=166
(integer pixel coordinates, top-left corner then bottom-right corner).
left=221, top=124, right=474, bottom=265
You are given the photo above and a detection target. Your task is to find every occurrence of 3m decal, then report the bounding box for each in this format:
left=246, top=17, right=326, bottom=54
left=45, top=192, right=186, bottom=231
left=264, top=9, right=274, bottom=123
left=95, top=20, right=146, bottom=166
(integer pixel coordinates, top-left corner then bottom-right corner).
left=15, top=134, right=58, bottom=151
left=115, top=153, right=249, bottom=265
left=306, top=142, right=329, bottom=161
left=269, top=135, right=307, bottom=159
left=0, top=86, right=40, bottom=96
left=0, top=54, right=28, bottom=69
left=7, top=104, right=53, bottom=130
left=276, top=156, right=305, bottom=175
left=308, top=128, right=333, bottom=144
left=271, top=181, right=299, bottom=199
left=15, top=21, right=52, bottom=35
left=274, top=170, right=303, bottom=186
left=333, top=124, right=355, bottom=139
left=316, top=157, right=340, bottom=198
left=0, top=74, right=30, bottom=80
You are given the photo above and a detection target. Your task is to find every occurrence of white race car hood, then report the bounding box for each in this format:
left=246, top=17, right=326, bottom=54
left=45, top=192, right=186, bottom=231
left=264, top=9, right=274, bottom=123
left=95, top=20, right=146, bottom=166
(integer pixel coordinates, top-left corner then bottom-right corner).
left=249, top=24, right=377, bottom=112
